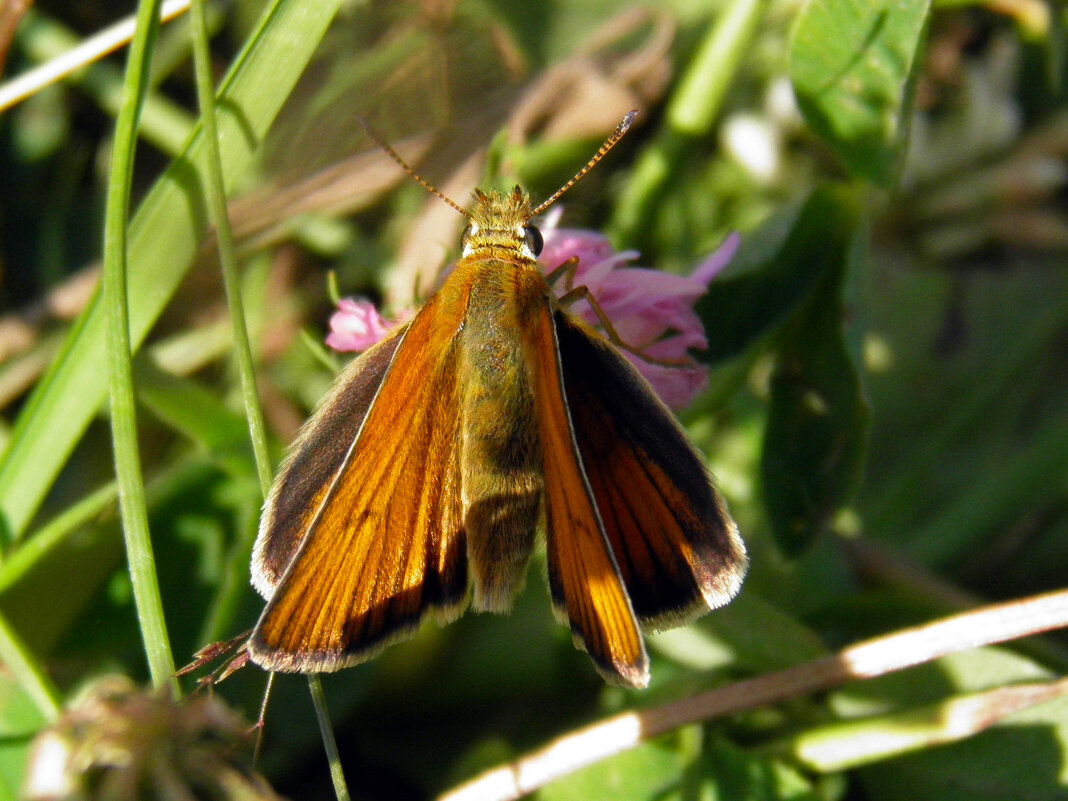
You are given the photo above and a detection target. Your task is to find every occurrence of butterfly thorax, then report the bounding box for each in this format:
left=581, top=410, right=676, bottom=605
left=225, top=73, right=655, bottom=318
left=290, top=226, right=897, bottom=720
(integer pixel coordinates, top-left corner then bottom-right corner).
left=438, top=186, right=553, bottom=615
left=461, top=186, right=541, bottom=262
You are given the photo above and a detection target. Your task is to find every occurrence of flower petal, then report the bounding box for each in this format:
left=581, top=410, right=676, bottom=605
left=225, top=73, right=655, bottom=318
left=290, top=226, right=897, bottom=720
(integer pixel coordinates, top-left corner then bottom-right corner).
left=534, top=220, right=738, bottom=407
left=690, top=232, right=741, bottom=284
left=325, top=298, right=394, bottom=353
left=623, top=351, right=710, bottom=410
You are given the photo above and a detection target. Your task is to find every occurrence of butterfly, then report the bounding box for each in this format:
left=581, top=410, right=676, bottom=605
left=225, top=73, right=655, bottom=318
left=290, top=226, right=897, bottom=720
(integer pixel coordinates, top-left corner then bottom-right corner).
left=246, top=113, right=746, bottom=687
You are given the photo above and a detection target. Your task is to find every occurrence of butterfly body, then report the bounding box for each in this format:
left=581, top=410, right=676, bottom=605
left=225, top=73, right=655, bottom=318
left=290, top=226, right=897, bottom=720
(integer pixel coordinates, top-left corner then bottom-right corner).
left=249, top=187, right=745, bottom=688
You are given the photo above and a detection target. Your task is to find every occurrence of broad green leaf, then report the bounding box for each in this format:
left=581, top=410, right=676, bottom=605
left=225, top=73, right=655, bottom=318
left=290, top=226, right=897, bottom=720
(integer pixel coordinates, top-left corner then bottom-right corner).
left=0, top=0, right=347, bottom=544
left=760, top=188, right=869, bottom=554
left=790, top=0, right=931, bottom=186
left=696, top=188, right=858, bottom=364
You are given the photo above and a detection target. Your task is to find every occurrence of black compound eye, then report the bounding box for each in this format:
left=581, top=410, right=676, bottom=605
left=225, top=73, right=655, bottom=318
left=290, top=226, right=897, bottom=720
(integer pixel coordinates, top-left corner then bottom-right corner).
left=524, top=225, right=544, bottom=257
left=461, top=223, right=475, bottom=248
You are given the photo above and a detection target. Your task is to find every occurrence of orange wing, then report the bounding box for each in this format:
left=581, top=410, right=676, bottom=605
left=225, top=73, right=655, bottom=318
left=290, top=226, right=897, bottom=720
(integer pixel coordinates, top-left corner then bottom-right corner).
left=526, top=296, right=648, bottom=688
left=252, top=329, right=405, bottom=596
left=248, top=291, right=469, bottom=673
left=553, top=311, right=747, bottom=630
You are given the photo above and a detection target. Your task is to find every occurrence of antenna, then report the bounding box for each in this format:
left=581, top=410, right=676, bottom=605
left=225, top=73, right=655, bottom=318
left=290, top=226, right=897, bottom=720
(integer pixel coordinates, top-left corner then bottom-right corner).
left=355, top=117, right=470, bottom=218
left=528, top=110, right=638, bottom=218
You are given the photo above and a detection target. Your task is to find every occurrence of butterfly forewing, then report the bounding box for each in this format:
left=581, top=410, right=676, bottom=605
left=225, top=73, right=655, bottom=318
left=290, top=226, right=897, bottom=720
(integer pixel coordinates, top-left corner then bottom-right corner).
left=253, top=330, right=406, bottom=596
left=525, top=291, right=649, bottom=688
left=553, top=312, right=747, bottom=628
left=249, top=291, right=470, bottom=672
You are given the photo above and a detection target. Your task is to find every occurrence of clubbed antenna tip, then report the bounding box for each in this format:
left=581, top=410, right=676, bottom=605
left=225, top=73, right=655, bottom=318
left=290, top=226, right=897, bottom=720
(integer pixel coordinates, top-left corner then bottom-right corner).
left=529, top=109, right=639, bottom=219
left=356, top=110, right=640, bottom=222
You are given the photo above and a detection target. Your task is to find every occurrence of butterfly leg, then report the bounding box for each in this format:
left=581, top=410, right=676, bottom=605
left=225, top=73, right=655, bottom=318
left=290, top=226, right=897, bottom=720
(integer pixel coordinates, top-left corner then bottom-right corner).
left=555, top=282, right=689, bottom=369
left=544, top=256, right=579, bottom=291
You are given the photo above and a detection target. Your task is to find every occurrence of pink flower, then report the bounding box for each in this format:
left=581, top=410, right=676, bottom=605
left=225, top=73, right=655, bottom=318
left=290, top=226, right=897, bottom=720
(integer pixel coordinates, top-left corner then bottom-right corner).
left=326, top=211, right=739, bottom=409
left=538, top=209, right=739, bottom=409
left=324, top=297, right=401, bottom=352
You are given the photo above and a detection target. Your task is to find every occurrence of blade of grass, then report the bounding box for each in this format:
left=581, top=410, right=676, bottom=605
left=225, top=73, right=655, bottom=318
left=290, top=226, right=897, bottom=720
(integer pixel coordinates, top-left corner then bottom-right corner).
left=189, top=3, right=350, bottom=796
left=0, top=607, right=61, bottom=722
left=103, top=0, right=177, bottom=692
left=188, top=0, right=272, bottom=497
left=0, top=0, right=347, bottom=546
left=308, top=673, right=353, bottom=801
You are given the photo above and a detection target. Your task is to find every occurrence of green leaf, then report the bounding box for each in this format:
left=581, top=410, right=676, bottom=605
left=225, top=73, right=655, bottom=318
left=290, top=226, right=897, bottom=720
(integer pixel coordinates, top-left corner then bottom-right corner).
left=0, top=0, right=347, bottom=544
left=652, top=590, right=828, bottom=674
left=790, top=0, right=931, bottom=186
left=702, top=735, right=821, bottom=801
left=539, top=729, right=696, bottom=801
left=834, top=648, right=1068, bottom=801
left=696, top=188, right=857, bottom=364
left=0, top=670, right=50, bottom=798
left=759, top=188, right=870, bottom=554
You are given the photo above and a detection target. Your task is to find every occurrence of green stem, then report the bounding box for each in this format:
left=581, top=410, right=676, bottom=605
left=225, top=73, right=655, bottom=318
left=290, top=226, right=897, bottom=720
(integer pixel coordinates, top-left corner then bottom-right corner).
left=665, top=0, right=764, bottom=137
left=611, top=0, right=766, bottom=243
left=308, top=674, right=353, bottom=801
left=188, top=7, right=350, bottom=799
left=188, top=0, right=273, bottom=497
left=103, top=0, right=177, bottom=692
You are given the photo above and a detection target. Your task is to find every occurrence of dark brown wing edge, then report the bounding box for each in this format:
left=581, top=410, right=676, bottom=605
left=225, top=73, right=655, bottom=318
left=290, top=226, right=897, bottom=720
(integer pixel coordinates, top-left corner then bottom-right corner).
left=554, top=311, right=747, bottom=630
left=251, top=328, right=406, bottom=598
left=247, top=291, right=469, bottom=672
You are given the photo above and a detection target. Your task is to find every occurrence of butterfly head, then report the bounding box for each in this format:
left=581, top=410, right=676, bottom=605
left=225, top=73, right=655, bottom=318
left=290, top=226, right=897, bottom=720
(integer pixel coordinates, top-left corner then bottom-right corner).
left=461, top=186, right=543, bottom=262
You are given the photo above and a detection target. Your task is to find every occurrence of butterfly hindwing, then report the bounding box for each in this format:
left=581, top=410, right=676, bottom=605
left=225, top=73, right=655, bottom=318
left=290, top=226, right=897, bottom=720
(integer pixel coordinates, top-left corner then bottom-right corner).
left=553, top=311, right=747, bottom=630
left=248, top=292, right=470, bottom=672
left=525, top=294, right=648, bottom=688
